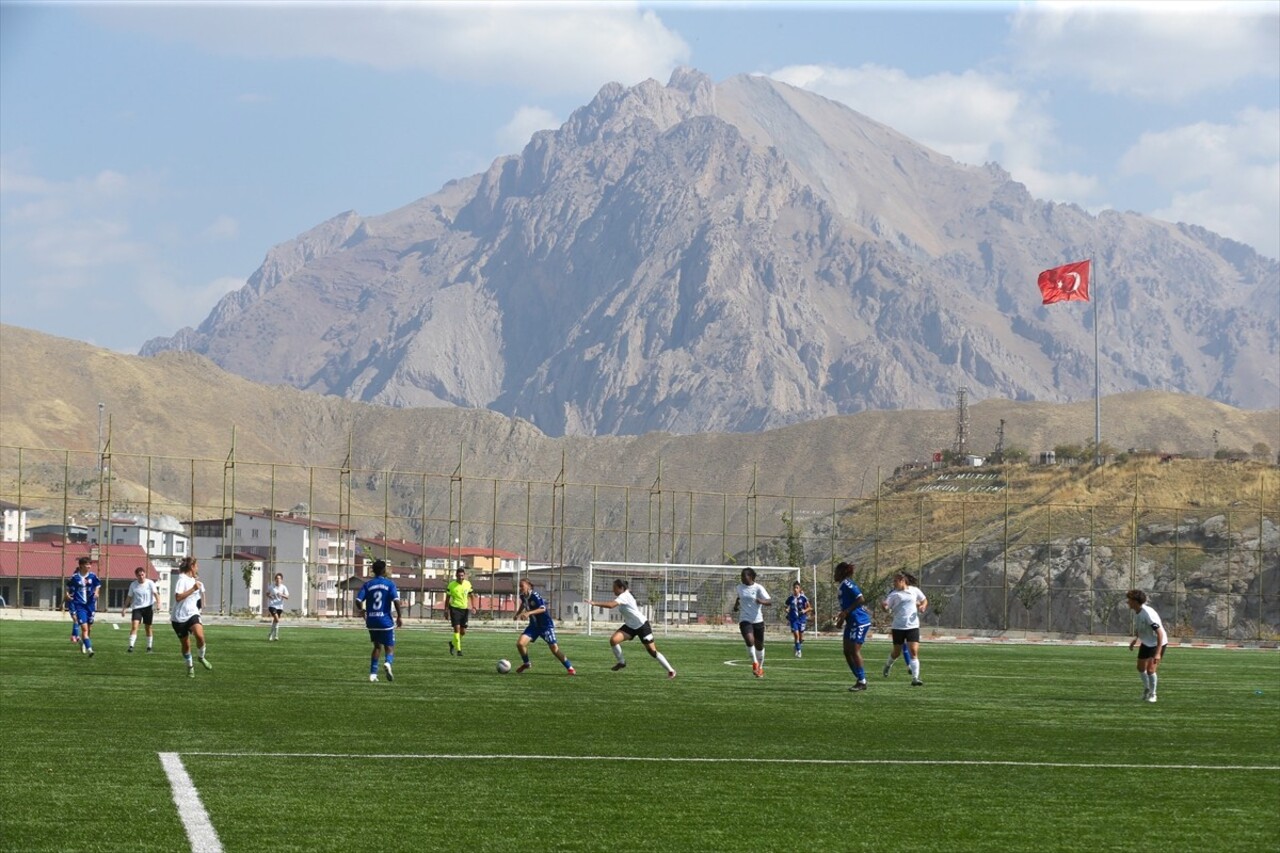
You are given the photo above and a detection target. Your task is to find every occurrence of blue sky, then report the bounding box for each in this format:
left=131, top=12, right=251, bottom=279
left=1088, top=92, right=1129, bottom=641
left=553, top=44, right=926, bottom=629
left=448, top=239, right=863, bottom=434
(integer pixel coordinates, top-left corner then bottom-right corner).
left=2, top=1, right=1277, bottom=353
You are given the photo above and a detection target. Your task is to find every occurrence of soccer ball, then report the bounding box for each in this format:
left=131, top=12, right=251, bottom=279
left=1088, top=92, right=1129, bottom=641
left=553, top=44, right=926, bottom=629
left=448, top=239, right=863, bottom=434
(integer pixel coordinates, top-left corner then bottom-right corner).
left=496, top=658, right=512, bottom=674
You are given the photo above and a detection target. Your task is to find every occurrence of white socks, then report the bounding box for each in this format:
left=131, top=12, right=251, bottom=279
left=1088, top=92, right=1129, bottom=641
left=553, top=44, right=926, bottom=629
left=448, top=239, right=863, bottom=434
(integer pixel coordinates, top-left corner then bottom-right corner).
left=611, top=644, right=625, bottom=663
left=909, top=659, right=920, bottom=680
left=655, top=652, right=673, bottom=673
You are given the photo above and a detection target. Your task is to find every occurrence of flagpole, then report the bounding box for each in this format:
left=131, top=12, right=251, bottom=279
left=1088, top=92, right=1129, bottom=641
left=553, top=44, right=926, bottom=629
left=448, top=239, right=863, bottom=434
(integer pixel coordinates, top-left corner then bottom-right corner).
left=1093, top=257, right=1101, bottom=466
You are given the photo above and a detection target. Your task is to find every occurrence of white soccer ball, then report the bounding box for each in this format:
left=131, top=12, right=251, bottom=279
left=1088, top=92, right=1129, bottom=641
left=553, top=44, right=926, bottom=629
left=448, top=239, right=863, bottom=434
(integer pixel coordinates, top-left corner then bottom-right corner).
left=496, top=658, right=512, bottom=674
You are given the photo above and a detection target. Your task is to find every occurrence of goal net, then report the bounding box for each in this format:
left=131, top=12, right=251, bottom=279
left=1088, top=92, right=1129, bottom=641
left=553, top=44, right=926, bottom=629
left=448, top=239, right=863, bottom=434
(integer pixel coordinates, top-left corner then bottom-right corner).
left=585, top=562, right=802, bottom=637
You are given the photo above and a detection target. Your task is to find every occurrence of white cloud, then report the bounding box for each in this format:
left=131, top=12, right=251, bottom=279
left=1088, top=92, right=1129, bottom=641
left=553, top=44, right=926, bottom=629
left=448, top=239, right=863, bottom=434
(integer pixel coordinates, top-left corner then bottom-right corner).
left=1119, top=108, right=1280, bottom=258
left=1011, top=1, right=1280, bottom=100
left=768, top=63, right=1098, bottom=203
left=201, top=214, right=239, bottom=241
left=96, top=3, right=690, bottom=95
left=136, top=274, right=245, bottom=330
left=497, top=106, right=562, bottom=153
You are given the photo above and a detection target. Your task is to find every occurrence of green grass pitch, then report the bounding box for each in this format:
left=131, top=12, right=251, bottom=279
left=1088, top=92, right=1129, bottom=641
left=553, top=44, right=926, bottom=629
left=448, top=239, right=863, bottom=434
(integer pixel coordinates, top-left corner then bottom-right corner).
left=2, top=620, right=1277, bottom=852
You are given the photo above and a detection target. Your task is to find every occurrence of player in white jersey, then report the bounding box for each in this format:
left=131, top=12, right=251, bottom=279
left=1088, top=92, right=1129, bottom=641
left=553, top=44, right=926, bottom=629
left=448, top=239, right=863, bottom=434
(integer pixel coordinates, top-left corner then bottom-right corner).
left=882, top=571, right=927, bottom=686
left=170, top=557, right=213, bottom=678
left=586, top=579, right=676, bottom=678
left=1126, top=589, right=1168, bottom=703
left=121, top=566, right=160, bottom=653
left=732, top=568, right=772, bottom=678
left=265, top=573, right=289, bottom=641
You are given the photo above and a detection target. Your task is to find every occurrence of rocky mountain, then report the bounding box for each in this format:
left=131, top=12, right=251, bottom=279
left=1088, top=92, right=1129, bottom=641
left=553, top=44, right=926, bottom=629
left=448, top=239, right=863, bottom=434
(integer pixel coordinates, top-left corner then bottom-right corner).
left=141, top=69, right=1280, bottom=437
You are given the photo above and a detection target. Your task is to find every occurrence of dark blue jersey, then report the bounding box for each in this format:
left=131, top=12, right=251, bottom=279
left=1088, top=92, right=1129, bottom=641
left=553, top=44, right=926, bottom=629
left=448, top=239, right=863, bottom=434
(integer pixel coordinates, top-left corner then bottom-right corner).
left=786, top=594, right=810, bottom=621
left=66, top=572, right=102, bottom=609
left=839, top=578, right=871, bottom=625
left=356, top=577, right=399, bottom=629
left=520, top=590, right=554, bottom=631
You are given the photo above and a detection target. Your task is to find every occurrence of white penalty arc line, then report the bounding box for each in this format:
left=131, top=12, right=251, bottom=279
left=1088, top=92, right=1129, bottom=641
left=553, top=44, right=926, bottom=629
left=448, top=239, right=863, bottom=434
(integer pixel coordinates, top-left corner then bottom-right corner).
left=177, top=751, right=1279, bottom=773
left=159, top=752, right=224, bottom=853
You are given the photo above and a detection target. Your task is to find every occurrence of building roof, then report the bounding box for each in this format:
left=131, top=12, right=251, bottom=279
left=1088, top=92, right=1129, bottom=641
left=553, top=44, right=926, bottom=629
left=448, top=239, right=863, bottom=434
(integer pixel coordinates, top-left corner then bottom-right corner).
left=358, top=536, right=521, bottom=561
left=0, top=542, right=157, bottom=579
left=187, top=509, right=353, bottom=534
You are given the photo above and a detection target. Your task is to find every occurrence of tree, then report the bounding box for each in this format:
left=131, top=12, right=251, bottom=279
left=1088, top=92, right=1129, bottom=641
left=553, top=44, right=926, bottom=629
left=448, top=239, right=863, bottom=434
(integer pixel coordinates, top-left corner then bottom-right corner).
left=780, top=513, right=805, bottom=568
left=1252, top=442, right=1272, bottom=461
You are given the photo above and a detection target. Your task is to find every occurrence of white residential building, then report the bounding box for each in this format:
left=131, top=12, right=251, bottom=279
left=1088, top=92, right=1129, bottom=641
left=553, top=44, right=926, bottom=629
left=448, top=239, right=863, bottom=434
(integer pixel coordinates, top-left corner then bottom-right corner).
left=187, top=510, right=356, bottom=616
left=88, top=513, right=189, bottom=610
left=0, top=501, right=28, bottom=543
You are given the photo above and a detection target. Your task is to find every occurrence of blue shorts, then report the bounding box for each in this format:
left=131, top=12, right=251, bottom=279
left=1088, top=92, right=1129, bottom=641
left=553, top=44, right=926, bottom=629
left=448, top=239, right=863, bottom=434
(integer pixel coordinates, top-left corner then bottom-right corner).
left=367, top=627, right=395, bottom=647
left=71, top=605, right=95, bottom=625
left=523, top=624, right=558, bottom=646
left=789, top=618, right=808, bottom=633
left=844, top=621, right=871, bottom=645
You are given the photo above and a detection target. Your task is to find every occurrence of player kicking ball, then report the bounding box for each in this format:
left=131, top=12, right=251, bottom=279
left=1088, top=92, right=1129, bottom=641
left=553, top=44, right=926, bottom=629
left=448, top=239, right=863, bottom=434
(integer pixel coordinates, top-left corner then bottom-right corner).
left=514, top=578, right=575, bottom=675
left=586, top=579, right=675, bottom=678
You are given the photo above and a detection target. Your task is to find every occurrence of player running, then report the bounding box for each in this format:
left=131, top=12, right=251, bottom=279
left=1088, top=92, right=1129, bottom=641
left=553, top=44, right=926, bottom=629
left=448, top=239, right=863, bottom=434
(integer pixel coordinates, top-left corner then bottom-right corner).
left=1126, top=588, right=1168, bottom=703
left=446, top=567, right=479, bottom=656
left=122, top=566, right=160, bottom=653
left=882, top=571, right=927, bottom=686
left=514, top=578, right=575, bottom=675
left=785, top=581, right=812, bottom=658
left=834, top=561, right=872, bottom=691
left=733, top=568, right=772, bottom=678
left=586, top=579, right=675, bottom=678
left=355, top=560, right=402, bottom=683
left=265, top=573, right=289, bottom=641
left=170, top=557, right=213, bottom=677
left=66, top=557, right=101, bottom=657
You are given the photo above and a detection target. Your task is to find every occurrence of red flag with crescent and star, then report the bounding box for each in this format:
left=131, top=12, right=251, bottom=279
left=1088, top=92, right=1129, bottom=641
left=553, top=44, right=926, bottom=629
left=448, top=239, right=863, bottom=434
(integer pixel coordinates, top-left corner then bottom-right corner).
left=1037, top=260, right=1091, bottom=305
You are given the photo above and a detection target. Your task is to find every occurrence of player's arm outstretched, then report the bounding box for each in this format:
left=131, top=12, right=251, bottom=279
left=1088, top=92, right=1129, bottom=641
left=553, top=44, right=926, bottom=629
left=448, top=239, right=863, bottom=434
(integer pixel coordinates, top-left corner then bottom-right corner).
left=585, top=597, right=618, bottom=610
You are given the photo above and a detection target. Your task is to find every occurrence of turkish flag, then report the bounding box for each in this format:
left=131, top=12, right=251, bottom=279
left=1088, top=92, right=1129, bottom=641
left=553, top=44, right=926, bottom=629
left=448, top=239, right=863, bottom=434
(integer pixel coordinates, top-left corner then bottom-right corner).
left=1037, top=260, right=1091, bottom=305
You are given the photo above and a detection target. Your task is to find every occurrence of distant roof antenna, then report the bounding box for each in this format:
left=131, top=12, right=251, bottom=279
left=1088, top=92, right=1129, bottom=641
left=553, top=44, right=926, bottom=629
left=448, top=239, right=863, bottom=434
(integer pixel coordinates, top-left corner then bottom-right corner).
left=952, top=386, right=970, bottom=458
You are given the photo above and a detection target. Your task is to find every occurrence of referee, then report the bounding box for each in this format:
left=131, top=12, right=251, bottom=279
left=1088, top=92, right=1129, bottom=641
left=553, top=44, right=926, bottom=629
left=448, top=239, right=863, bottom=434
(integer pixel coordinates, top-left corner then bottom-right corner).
left=446, top=567, right=479, bottom=656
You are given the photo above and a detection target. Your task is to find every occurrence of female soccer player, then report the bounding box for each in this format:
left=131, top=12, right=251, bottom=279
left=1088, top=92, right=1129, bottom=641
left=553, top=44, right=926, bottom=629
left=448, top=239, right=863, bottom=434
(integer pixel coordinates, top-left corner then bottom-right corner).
left=265, top=573, right=289, bottom=641
left=122, top=566, right=160, bottom=653
left=833, top=561, right=872, bottom=691
left=1126, top=588, right=1168, bottom=703
left=785, top=581, right=812, bottom=658
left=171, top=557, right=213, bottom=677
left=733, top=568, right=771, bottom=678
left=586, top=579, right=675, bottom=678
left=882, top=571, right=927, bottom=686
left=355, top=560, right=402, bottom=683
left=514, top=578, right=575, bottom=675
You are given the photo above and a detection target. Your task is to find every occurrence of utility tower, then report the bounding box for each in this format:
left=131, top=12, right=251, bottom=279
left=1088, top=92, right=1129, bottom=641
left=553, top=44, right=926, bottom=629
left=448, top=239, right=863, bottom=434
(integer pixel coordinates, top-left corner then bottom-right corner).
left=992, top=418, right=1006, bottom=464
left=952, top=386, right=970, bottom=458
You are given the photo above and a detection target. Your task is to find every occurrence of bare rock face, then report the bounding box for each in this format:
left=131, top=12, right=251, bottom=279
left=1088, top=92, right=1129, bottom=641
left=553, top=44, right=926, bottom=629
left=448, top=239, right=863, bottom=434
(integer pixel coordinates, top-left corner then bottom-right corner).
left=142, top=69, right=1279, bottom=436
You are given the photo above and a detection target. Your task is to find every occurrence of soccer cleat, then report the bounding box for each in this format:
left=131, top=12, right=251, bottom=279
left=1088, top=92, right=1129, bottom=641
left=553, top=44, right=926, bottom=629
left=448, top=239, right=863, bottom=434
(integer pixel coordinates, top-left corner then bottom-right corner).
left=188, top=667, right=195, bottom=678
left=448, top=641, right=455, bottom=656
left=516, top=663, right=531, bottom=674
left=797, top=649, right=802, bottom=658
left=199, top=657, right=212, bottom=671
left=456, top=650, right=463, bottom=657
left=883, top=663, right=892, bottom=678
left=849, top=682, right=868, bottom=692
left=369, top=674, right=378, bottom=682
left=127, top=646, right=133, bottom=653
left=667, top=670, right=676, bottom=679
left=81, top=645, right=87, bottom=654
left=751, top=661, right=761, bottom=677
left=146, top=648, right=153, bottom=654
left=566, top=667, right=576, bottom=676
left=87, top=648, right=94, bottom=657
left=911, top=679, right=924, bottom=687
left=611, top=662, right=627, bottom=671
left=383, top=662, right=394, bottom=682
left=1147, top=693, right=1158, bottom=703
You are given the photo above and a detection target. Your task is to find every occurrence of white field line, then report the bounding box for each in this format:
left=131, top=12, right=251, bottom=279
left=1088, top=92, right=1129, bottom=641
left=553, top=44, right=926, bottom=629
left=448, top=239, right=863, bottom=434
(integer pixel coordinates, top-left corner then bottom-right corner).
left=158, top=752, right=224, bottom=853
left=177, top=751, right=1279, bottom=773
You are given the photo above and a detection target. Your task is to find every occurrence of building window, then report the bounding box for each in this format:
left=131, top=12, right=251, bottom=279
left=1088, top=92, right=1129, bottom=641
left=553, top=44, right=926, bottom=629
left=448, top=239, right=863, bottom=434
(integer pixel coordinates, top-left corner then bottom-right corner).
left=318, top=548, right=328, bottom=558
left=176, top=541, right=186, bottom=554
left=251, top=529, right=260, bottom=539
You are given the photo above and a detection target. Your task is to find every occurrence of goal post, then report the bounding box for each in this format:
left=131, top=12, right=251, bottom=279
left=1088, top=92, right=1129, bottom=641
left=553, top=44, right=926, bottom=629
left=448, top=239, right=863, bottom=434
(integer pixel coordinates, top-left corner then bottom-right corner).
left=585, top=562, right=801, bottom=637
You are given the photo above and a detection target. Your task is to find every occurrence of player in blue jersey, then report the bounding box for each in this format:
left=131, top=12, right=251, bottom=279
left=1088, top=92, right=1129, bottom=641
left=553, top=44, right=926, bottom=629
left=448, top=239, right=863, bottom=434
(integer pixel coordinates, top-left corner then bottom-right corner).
left=785, top=581, right=812, bottom=658
left=514, top=578, right=575, bottom=675
left=833, top=561, right=872, bottom=691
left=356, top=560, right=402, bottom=683
left=66, top=557, right=102, bottom=657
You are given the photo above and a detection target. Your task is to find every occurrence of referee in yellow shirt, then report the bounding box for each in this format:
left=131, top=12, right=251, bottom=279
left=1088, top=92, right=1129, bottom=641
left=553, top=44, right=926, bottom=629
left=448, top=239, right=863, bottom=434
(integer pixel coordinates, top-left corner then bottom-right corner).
left=446, top=567, right=479, bottom=656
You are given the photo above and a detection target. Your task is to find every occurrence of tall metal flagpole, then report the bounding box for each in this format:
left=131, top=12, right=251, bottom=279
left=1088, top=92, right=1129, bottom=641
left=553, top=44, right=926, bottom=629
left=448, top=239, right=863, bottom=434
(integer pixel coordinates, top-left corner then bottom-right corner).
left=1093, top=258, right=1101, bottom=466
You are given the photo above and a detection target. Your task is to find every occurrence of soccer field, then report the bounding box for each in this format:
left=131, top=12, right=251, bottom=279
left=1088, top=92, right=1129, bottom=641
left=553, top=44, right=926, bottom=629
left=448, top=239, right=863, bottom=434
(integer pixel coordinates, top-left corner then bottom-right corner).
left=1, top=620, right=1277, bottom=853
